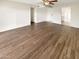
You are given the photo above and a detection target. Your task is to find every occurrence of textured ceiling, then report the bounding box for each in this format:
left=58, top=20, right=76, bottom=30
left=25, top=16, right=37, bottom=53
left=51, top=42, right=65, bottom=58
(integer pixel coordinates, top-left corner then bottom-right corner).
left=7, top=0, right=41, bottom=4
left=7, top=0, right=79, bottom=5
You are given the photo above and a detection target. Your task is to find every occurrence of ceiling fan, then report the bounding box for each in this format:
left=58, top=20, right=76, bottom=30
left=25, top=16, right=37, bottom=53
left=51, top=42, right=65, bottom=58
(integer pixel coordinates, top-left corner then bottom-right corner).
left=37, top=0, right=58, bottom=7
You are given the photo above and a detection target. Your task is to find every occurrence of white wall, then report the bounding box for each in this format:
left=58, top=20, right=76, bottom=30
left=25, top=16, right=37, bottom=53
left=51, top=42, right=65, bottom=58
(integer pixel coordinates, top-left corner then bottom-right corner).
left=60, top=3, right=79, bottom=28
left=0, top=1, right=31, bottom=32
left=0, top=0, right=79, bottom=32
left=47, top=7, right=61, bottom=24
left=47, top=3, right=79, bottom=28
left=34, top=7, right=48, bottom=23
left=70, top=3, right=79, bottom=28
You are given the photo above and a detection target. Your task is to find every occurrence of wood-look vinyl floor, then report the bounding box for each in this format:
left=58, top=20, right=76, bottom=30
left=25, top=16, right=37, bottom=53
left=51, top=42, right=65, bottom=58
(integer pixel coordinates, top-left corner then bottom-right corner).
left=0, top=22, right=79, bottom=59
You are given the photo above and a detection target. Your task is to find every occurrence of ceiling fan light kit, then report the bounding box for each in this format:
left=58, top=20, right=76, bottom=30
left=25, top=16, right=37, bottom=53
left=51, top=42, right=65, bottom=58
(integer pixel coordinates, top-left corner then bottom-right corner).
left=42, top=0, right=57, bottom=7
left=44, top=1, right=49, bottom=5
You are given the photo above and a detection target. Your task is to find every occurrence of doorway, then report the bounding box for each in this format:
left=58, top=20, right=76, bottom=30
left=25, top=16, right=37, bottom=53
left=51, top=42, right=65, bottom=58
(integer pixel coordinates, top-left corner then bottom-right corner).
left=30, top=7, right=35, bottom=25
left=61, top=7, right=71, bottom=26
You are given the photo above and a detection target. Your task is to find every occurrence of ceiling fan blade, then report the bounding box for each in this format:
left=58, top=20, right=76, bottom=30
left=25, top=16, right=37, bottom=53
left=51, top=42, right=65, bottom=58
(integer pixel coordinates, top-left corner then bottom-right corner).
left=42, top=0, right=48, bottom=2
left=35, top=0, right=58, bottom=8
left=48, top=0, right=57, bottom=2
left=49, top=2, right=54, bottom=5
left=43, top=0, right=57, bottom=2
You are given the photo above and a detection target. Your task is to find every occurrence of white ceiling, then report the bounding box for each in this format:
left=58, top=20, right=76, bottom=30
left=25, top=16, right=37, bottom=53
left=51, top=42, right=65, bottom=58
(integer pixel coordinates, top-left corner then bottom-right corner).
left=7, top=0, right=79, bottom=5
left=59, top=0, right=79, bottom=3
left=7, top=0, right=41, bottom=5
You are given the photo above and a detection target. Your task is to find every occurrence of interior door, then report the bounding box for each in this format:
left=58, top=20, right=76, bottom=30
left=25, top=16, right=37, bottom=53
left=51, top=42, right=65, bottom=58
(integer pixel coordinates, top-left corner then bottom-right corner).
left=61, top=7, right=71, bottom=26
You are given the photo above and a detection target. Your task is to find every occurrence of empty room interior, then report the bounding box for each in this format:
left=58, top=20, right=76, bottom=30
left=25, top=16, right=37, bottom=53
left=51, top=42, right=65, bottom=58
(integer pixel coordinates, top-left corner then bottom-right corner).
left=0, top=0, right=79, bottom=59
